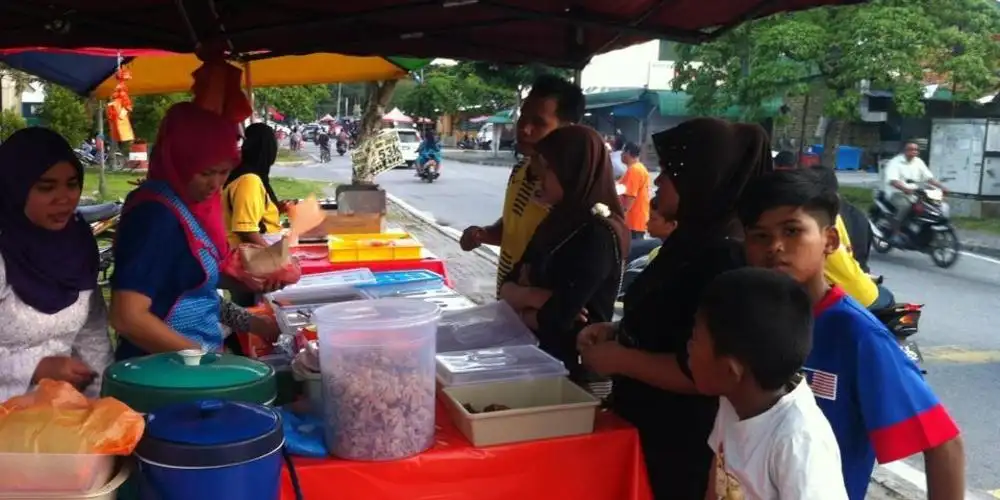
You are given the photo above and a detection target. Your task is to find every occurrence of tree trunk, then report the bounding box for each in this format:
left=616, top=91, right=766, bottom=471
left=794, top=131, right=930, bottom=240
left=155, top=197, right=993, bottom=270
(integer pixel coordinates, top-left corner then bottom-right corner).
left=820, top=118, right=844, bottom=168
left=352, top=80, right=399, bottom=184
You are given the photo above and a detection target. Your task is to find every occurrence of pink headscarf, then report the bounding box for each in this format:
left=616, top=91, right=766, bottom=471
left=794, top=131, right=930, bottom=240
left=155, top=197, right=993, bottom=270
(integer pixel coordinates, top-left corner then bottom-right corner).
left=148, top=102, right=240, bottom=257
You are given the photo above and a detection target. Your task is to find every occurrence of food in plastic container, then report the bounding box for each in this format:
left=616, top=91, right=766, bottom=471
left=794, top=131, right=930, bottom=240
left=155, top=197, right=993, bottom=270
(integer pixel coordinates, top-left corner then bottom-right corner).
left=436, top=301, right=539, bottom=353
left=436, top=345, right=568, bottom=387
left=0, top=460, right=131, bottom=499
left=313, top=299, right=441, bottom=461
left=0, top=453, right=115, bottom=494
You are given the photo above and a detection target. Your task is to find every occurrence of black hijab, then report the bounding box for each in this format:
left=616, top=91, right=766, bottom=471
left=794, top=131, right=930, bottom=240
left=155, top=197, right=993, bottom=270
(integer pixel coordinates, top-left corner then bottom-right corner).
left=626, top=118, right=772, bottom=299
left=528, top=125, right=631, bottom=259
left=226, top=123, right=278, bottom=205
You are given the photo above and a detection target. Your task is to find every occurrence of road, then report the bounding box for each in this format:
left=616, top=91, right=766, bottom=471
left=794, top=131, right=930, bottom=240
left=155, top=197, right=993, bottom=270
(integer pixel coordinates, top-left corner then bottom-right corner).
left=275, top=148, right=1000, bottom=495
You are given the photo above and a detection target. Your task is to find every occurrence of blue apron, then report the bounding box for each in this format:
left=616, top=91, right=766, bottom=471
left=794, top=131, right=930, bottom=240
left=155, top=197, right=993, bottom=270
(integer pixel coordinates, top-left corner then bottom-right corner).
left=116, top=180, right=223, bottom=360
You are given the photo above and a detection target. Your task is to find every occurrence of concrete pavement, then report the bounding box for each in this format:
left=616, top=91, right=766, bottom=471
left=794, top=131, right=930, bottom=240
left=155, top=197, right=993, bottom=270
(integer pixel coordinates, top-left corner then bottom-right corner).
left=276, top=147, right=1000, bottom=497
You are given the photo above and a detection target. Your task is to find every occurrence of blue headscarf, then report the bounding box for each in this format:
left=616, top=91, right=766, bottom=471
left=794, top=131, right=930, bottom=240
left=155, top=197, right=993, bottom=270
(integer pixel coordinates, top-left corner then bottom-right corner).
left=0, top=128, right=98, bottom=313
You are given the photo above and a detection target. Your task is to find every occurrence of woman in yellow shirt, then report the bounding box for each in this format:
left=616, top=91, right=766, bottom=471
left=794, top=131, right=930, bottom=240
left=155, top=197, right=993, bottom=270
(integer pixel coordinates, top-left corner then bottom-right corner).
left=224, top=123, right=283, bottom=249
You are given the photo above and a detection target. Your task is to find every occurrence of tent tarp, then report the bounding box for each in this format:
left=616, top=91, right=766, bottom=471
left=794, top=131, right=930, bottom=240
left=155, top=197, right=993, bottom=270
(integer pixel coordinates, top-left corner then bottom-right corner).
left=0, top=1, right=871, bottom=68
left=585, top=89, right=784, bottom=119
left=0, top=48, right=429, bottom=98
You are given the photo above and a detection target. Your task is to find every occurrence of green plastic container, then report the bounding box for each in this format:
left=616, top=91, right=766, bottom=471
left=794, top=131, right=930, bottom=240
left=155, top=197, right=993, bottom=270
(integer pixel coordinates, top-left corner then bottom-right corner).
left=101, top=352, right=276, bottom=414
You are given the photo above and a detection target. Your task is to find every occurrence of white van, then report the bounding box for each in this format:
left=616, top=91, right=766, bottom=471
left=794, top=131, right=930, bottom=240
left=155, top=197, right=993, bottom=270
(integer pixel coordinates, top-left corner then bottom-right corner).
left=390, top=128, right=421, bottom=167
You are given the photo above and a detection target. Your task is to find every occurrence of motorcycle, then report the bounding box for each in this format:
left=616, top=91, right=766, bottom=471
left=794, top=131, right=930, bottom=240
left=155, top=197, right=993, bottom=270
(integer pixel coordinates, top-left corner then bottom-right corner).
left=77, top=201, right=123, bottom=286
left=336, top=141, right=348, bottom=156
left=417, top=159, right=441, bottom=183
left=869, top=276, right=925, bottom=373
left=869, top=186, right=960, bottom=268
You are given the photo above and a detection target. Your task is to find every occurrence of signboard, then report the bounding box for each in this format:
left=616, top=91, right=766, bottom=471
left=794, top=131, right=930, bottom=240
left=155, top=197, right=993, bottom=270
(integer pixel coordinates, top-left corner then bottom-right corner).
left=351, top=129, right=404, bottom=180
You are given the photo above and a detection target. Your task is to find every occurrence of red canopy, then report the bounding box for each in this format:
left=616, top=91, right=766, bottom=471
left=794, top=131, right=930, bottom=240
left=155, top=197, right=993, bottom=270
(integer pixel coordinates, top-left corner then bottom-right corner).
left=0, top=1, right=870, bottom=67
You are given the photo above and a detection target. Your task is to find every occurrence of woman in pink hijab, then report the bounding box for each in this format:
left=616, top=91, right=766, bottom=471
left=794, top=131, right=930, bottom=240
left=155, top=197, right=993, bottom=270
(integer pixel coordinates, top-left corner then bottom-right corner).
left=110, top=102, right=242, bottom=360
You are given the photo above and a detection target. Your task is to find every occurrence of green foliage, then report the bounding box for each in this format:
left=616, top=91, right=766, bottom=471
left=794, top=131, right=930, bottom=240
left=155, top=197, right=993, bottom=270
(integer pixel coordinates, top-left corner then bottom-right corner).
left=255, top=86, right=329, bottom=122
left=460, top=62, right=572, bottom=92
left=37, top=84, right=91, bottom=146
left=0, top=64, right=37, bottom=94
left=673, top=0, right=1000, bottom=120
left=0, top=109, right=27, bottom=142
left=131, top=93, right=189, bottom=142
left=390, top=65, right=515, bottom=120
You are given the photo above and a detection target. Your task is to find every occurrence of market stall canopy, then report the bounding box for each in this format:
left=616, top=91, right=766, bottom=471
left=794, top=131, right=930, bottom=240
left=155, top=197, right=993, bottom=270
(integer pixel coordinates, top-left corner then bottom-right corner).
left=0, top=1, right=870, bottom=68
left=485, top=110, right=515, bottom=125
left=318, top=114, right=336, bottom=123
left=382, top=108, right=412, bottom=123
left=0, top=48, right=428, bottom=98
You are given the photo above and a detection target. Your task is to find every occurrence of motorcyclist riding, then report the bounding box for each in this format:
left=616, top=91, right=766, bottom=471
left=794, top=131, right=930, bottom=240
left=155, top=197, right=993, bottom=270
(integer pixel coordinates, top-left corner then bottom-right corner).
left=415, top=131, right=442, bottom=177
left=316, top=130, right=331, bottom=158
left=882, top=142, right=948, bottom=245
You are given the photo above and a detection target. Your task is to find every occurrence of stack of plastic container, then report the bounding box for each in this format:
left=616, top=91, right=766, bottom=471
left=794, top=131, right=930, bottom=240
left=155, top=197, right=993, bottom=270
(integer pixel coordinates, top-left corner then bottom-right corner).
left=436, top=345, right=600, bottom=447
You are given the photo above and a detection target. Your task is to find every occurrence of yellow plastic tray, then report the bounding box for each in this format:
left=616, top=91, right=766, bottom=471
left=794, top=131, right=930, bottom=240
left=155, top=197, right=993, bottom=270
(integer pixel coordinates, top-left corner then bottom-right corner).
left=328, top=237, right=423, bottom=263
left=333, top=231, right=410, bottom=242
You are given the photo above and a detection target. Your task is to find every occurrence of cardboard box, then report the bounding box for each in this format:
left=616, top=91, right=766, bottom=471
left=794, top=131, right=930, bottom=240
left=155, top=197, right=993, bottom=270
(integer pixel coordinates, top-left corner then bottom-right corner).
left=301, top=212, right=384, bottom=238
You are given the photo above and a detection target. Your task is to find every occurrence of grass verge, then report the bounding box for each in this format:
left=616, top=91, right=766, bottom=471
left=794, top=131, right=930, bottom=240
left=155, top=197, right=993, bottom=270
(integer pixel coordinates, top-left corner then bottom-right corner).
left=275, top=148, right=304, bottom=163
left=84, top=168, right=331, bottom=201
left=840, top=186, right=1000, bottom=236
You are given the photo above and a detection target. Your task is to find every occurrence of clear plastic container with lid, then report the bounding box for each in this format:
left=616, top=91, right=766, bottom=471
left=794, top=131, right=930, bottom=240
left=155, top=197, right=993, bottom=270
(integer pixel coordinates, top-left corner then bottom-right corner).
left=312, top=298, right=441, bottom=461
left=266, top=269, right=375, bottom=306
left=435, top=345, right=568, bottom=387
left=436, top=301, right=538, bottom=353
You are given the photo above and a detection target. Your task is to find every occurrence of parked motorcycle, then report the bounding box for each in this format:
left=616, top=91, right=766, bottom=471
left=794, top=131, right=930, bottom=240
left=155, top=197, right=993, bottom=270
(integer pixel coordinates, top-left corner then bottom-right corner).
left=869, top=186, right=960, bottom=268
left=869, top=276, right=925, bottom=373
left=78, top=201, right=123, bottom=286
left=458, top=138, right=477, bottom=150
left=417, top=159, right=441, bottom=183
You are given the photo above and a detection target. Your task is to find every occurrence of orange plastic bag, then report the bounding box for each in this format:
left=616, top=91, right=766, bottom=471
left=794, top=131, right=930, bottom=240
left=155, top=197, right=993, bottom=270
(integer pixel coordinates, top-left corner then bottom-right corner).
left=0, top=380, right=145, bottom=455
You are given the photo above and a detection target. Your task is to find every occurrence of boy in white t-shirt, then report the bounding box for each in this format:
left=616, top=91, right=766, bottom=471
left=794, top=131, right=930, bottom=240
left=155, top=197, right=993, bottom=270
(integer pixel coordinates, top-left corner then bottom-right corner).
left=688, top=268, right=849, bottom=500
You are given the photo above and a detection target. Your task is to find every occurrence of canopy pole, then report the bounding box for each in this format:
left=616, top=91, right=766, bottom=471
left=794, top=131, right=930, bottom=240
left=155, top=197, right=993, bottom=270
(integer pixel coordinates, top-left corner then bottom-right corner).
left=96, top=100, right=107, bottom=199
left=244, top=60, right=255, bottom=122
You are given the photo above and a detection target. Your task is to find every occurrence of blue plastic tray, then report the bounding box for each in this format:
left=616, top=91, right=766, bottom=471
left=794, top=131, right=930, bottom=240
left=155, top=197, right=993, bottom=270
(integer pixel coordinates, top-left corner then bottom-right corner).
left=358, top=270, right=446, bottom=297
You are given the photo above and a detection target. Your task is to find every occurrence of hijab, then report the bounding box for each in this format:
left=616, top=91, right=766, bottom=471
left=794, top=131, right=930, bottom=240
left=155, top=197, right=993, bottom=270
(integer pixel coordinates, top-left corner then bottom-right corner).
left=225, top=122, right=279, bottom=206
left=529, top=125, right=630, bottom=259
left=626, top=118, right=772, bottom=300
left=0, top=128, right=99, bottom=314
left=148, top=102, right=240, bottom=257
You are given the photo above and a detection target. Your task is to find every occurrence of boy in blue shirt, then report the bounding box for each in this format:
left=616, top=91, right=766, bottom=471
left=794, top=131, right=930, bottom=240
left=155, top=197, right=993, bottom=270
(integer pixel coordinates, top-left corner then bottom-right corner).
left=737, top=168, right=965, bottom=500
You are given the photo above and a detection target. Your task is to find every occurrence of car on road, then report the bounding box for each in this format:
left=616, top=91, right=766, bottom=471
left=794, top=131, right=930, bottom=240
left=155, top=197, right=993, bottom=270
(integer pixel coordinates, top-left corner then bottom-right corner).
left=301, top=123, right=320, bottom=142
left=391, top=128, right=421, bottom=168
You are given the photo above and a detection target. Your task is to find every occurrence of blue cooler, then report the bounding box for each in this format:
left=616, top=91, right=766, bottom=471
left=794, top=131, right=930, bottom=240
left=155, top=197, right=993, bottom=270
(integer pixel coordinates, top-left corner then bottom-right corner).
left=136, top=400, right=285, bottom=500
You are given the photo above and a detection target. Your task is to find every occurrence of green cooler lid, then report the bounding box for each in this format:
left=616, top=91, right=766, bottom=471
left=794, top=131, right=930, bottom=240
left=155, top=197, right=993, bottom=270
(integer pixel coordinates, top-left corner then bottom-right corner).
left=102, top=352, right=277, bottom=413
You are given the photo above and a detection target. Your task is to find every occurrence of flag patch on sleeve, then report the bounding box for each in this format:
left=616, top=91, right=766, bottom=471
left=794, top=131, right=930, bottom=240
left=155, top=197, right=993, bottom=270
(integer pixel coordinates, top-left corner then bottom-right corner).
left=803, top=368, right=839, bottom=401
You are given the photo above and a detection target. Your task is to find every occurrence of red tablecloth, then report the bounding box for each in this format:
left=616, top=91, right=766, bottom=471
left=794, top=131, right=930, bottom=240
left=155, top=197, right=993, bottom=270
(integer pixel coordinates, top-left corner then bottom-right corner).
left=280, top=405, right=652, bottom=500
left=293, top=244, right=452, bottom=287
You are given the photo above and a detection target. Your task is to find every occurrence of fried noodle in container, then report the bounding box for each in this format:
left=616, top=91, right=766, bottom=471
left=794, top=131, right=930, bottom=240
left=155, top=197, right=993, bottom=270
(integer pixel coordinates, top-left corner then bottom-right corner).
left=311, top=298, right=441, bottom=461
left=223, top=195, right=326, bottom=288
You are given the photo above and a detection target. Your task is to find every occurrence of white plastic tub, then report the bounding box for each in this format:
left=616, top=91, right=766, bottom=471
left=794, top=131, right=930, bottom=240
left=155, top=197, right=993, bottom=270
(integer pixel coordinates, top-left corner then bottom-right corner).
left=0, top=454, right=115, bottom=495
left=0, top=461, right=131, bottom=499
left=441, top=377, right=600, bottom=447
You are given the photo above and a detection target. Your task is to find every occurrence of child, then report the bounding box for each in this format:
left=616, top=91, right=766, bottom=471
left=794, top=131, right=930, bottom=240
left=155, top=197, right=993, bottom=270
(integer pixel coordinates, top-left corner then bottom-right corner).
left=737, top=169, right=965, bottom=500
left=689, top=267, right=849, bottom=500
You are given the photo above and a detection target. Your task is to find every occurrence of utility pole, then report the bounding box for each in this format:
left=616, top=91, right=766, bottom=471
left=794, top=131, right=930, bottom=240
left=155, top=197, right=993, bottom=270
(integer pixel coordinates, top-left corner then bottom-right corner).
left=336, top=83, right=343, bottom=118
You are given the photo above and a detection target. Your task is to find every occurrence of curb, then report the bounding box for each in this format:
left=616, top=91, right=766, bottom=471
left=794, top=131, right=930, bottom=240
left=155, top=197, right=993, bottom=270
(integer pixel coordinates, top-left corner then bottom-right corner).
left=384, top=190, right=992, bottom=500
left=961, top=241, right=1000, bottom=260
left=442, top=155, right=516, bottom=168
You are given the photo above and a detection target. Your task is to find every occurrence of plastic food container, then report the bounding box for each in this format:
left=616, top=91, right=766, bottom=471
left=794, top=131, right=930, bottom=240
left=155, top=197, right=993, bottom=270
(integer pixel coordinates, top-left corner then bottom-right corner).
left=268, top=286, right=371, bottom=309
left=436, top=345, right=568, bottom=387
left=441, top=377, right=600, bottom=447
left=327, top=237, right=423, bottom=263
left=313, top=298, right=441, bottom=461
left=357, top=270, right=445, bottom=297
left=333, top=231, right=409, bottom=242
left=266, top=268, right=376, bottom=304
left=0, top=454, right=115, bottom=494
left=0, top=461, right=131, bottom=499
left=436, top=301, right=539, bottom=353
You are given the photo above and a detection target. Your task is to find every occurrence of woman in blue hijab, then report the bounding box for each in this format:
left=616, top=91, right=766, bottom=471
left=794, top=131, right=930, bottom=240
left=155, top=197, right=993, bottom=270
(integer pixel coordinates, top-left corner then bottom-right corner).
left=0, top=127, right=112, bottom=401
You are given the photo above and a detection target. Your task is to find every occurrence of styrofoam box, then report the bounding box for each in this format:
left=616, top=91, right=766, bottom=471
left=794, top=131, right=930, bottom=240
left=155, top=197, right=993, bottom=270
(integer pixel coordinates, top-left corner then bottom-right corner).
left=0, top=453, right=115, bottom=495
left=0, top=460, right=130, bottom=499
left=441, top=377, right=600, bottom=447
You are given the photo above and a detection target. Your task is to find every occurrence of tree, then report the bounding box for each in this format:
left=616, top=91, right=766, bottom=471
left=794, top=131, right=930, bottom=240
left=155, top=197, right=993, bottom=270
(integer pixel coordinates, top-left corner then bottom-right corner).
left=0, top=64, right=36, bottom=96
left=390, top=65, right=514, bottom=120
left=37, top=84, right=91, bottom=147
left=255, top=86, right=329, bottom=122
left=131, top=93, right=189, bottom=142
left=673, top=0, right=1000, bottom=136
left=0, top=109, right=26, bottom=142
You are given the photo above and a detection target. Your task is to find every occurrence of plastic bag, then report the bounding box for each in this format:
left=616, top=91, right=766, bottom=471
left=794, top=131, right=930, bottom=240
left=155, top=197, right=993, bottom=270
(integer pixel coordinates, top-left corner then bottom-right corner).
left=0, top=380, right=145, bottom=455
left=222, top=242, right=303, bottom=290
left=280, top=406, right=328, bottom=458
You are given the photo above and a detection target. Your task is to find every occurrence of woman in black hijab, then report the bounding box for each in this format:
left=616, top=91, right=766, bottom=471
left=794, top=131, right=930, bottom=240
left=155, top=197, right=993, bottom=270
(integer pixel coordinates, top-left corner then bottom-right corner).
left=499, top=125, right=629, bottom=382
left=577, top=118, right=773, bottom=500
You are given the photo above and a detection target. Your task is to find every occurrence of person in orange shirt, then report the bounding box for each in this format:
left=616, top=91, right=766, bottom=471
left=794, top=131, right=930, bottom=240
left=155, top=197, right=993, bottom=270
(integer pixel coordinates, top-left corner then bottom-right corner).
left=618, top=142, right=651, bottom=239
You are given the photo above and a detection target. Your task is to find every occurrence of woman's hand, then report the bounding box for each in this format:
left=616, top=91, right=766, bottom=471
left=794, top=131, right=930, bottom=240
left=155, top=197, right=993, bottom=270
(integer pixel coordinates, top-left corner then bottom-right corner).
left=32, top=356, right=96, bottom=391
left=249, top=314, right=281, bottom=343
left=278, top=200, right=296, bottom=214
left=576, top=322, right=616, bottom=351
